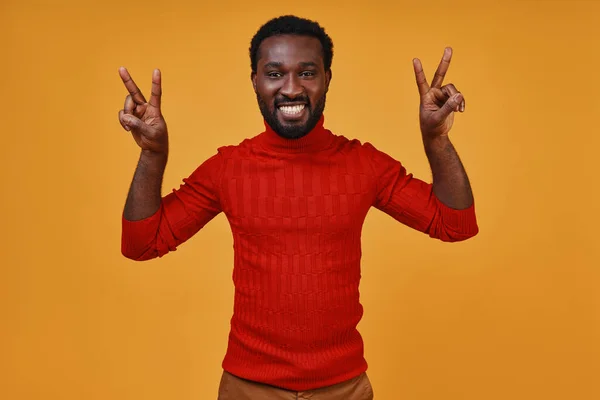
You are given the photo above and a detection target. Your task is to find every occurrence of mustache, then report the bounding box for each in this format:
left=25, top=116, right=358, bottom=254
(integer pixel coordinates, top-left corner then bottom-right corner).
left=274, top=95, right=310, bottom=107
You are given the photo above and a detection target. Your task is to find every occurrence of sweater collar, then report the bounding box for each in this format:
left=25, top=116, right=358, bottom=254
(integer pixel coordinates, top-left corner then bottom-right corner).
left=257, top=115, right=333, bottom=154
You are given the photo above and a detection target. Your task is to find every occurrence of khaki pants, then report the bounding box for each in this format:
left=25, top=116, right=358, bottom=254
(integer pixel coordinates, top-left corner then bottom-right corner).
left=217, top=370, right=375, bottom=400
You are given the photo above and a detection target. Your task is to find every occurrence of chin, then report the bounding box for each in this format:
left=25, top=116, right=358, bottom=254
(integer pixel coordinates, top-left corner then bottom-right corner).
left=271, top=116, right=309, bottom=139
left=279, top=119, right=307, bottom=131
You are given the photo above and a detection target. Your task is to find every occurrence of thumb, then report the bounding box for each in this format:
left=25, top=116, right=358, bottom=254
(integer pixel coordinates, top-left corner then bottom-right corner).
left=121, top=114, right=145, bottom=132
left=438, top=93, right=463, bottom=118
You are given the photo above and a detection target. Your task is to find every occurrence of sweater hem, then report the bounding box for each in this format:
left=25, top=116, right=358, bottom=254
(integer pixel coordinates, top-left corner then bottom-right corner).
left=221, top=359, right=369, bottom=392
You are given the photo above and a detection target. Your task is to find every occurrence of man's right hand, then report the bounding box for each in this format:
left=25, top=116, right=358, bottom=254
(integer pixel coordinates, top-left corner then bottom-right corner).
left=118, top=67, right=169, bottom=156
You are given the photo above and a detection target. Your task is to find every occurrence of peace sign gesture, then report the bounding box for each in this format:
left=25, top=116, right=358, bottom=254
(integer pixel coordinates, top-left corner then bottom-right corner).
left=118, top=67, right=169, bottom=155
left=413, top=47, right=465, bottom=139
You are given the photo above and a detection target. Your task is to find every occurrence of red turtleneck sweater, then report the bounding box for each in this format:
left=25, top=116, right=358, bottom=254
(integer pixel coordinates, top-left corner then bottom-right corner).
left=121, top=116, right=478, bottom=391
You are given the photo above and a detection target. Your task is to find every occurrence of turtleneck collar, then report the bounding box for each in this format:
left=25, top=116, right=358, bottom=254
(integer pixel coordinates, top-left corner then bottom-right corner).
left=256, top=115, right=334, bottom=154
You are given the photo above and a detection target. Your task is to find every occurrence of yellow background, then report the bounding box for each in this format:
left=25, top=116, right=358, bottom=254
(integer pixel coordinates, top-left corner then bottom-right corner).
left=1, top=0, right=598, bottom=399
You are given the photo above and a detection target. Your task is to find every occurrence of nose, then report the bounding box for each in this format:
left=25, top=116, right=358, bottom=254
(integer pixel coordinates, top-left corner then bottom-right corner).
left=279, top=74, right=304, bottom=99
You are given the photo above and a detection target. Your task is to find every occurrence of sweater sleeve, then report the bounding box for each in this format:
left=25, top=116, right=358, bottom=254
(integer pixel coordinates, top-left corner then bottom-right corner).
left=365, top=142, right=479, bottom=242
left=121, top=150, right=224, bottom=260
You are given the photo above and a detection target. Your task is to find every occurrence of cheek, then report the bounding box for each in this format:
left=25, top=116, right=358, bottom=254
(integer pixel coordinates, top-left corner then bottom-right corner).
left=259, top=93, right=275, bottom=110
left=257, top=82, right=279, bottom=104
left=307, top=85, right=326, bottom=104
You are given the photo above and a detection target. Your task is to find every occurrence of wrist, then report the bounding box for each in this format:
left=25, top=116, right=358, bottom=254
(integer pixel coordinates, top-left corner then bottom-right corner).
left=141, top=148, right=168, bottom=159
left=140, top=149, right=168, bottom=168
left=422, top=133, right=450, bottom=150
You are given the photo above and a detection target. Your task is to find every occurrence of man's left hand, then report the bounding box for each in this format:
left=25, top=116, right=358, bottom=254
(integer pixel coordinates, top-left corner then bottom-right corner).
left=413, top=47, right=465, bottom=139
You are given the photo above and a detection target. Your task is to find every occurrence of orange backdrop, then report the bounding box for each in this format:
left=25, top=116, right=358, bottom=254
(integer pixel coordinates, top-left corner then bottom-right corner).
left=1, top=0, right=598, bottom=399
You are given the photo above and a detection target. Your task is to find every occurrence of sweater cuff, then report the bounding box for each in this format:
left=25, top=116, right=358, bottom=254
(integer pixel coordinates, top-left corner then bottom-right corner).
left=436, top=198, right=479, bottom=236
left=121, top=207, right=162, bottom=258
left=122, top=206, right=162, bottom=228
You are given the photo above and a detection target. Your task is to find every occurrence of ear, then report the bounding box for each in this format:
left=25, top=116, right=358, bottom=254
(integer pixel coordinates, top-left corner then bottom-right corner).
left=251, top=71, right=257, bottom=93
left=325, top=69, right=332, bottom=93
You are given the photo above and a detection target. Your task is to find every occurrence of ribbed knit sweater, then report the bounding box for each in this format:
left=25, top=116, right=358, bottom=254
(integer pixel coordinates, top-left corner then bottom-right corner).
left=121, top=115, right=478, bottom=391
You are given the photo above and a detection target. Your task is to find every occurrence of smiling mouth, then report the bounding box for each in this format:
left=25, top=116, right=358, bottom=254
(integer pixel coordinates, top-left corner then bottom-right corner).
left=278, top=104, right=306, bottom=116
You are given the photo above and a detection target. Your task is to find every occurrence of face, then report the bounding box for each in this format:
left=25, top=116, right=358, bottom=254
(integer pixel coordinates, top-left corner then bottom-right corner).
left=252, top=34, right=332, bottom=139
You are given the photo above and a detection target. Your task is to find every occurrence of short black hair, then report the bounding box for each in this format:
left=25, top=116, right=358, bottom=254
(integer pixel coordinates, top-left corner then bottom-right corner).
left=249, top=15, right=334, bottom=73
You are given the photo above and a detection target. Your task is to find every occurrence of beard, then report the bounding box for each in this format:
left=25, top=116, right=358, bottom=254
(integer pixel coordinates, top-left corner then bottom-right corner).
left=257, top=93, right=326, bottom=139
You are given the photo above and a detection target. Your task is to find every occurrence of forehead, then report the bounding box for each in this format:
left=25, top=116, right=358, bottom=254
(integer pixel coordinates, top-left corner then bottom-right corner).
left=257, top=35, right=324, bottom=68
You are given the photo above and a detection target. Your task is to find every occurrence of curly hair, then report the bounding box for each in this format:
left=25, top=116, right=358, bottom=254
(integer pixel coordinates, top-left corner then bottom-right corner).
left=249, top=15, right=334, bottom=73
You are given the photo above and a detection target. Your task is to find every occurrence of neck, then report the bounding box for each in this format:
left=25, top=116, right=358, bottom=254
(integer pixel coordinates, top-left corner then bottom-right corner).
left=258, top=115, right=333, bottom=154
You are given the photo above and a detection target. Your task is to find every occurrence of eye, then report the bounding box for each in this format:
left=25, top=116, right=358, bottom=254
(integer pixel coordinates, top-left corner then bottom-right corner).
left=300, top=71, right=315, bottom=77
left=267, top=71, right=282, bottom=78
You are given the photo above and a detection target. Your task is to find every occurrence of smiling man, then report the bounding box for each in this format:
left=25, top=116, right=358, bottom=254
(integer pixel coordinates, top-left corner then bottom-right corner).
left=253, top=33, right=330, bottom=139
left=118, top=15, right=478, bottom=400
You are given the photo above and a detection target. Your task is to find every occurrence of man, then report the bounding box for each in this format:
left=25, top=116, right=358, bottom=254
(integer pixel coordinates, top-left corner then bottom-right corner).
left=118, top=15, right=478, bottom=400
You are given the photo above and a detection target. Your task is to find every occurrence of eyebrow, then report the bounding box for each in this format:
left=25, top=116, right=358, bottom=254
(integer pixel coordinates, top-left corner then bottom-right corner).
left=262, top=61, right=319, bottom=69
left=263, top=61, right=283, bottom=69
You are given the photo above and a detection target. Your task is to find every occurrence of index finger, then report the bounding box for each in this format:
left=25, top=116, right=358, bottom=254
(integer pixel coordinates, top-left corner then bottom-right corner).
left=119, top=67, right=147, bottom=105
left=413, top=58, right=430, bottom=96
left=431, top=47, right=453, bottom=88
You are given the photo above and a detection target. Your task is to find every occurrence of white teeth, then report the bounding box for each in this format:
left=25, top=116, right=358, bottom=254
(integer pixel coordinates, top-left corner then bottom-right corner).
left=279, top=104, right=305, bottom=115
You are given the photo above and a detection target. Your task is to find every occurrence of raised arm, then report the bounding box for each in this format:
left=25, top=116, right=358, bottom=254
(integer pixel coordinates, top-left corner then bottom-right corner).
left=413, top=47, right=474, bottom=210
left=369, top=48, right=478, bottom=242
left=118, top=67, right=169, bottom=221
left=117, top=67, right=223, bottom=260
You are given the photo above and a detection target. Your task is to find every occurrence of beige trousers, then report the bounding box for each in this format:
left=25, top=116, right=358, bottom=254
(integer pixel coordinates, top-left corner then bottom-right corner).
left=217, top=370, right=375, bottom=400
